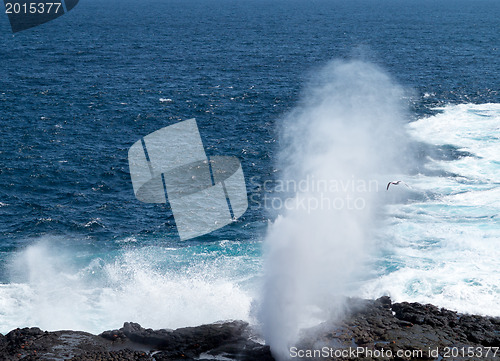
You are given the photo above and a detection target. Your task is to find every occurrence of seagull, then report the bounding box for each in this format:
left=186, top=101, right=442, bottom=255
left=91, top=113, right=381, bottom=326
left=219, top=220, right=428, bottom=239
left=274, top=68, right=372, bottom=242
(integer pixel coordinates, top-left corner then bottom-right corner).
left=386, top=181, right=410, bottom=191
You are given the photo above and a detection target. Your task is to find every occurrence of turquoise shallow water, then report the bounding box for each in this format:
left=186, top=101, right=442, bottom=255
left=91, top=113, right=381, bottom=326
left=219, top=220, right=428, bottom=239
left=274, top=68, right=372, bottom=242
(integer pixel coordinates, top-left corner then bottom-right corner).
left=0, top=0, right=498, bottom=334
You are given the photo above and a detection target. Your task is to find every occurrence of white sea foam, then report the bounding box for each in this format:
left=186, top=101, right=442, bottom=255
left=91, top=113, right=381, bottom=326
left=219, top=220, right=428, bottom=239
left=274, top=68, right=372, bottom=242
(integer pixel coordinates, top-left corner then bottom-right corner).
left=0, top=239, right=254, bottom=334
left=408, top=103, right=500, bottom=182
left=361, top=103, right=500, bottom=317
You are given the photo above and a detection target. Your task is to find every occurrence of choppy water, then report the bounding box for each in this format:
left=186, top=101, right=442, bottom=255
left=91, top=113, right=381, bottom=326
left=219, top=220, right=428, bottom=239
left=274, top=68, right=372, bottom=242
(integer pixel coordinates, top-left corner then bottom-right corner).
left=0, top=0, right=498, bottom=334
left=361, top=103, right=500, bottom=316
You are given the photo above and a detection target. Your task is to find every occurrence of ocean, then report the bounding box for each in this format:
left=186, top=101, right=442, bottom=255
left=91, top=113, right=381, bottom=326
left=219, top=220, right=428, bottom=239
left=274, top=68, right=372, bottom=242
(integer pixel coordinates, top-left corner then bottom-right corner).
left=0, top=0, right=498, bottom=340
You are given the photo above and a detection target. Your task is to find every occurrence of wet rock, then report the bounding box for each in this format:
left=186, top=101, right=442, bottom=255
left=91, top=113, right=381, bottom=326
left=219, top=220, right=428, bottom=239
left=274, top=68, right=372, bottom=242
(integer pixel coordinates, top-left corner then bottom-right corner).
left=298, top=297, right=500, bottom=360
left=1, top=298, right=499, bottom=360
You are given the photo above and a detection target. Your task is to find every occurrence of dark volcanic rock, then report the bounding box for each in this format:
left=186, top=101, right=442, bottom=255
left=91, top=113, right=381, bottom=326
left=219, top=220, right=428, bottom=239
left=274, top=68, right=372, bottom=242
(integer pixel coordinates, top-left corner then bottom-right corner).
left=299, top=297, right=500, bottom=360
left=0, top=321, right=271, bottom=360
left=0, top=299, right=498, bottom=360
left=0, top=328, right=110, bottom=360
left=100, top=320, right=272, bottom=360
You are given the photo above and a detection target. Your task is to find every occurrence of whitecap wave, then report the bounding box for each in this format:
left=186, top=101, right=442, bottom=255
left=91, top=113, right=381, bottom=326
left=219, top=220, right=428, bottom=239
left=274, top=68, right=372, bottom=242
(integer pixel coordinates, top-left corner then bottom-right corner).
left=362, top=103, right=500, bottom=316
left=0, top=238, right=255, bottom=334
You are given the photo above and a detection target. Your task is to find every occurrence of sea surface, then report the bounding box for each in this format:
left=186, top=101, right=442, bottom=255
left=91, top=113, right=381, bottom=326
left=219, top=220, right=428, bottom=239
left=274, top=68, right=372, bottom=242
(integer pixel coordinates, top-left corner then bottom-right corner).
left=0, top=0, right=498, bottom=334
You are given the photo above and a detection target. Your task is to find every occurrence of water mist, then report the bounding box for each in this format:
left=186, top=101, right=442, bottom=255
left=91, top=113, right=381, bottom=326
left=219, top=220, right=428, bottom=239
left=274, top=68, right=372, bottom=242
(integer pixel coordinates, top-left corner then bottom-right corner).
left=259, top=60, right=411, bottom=360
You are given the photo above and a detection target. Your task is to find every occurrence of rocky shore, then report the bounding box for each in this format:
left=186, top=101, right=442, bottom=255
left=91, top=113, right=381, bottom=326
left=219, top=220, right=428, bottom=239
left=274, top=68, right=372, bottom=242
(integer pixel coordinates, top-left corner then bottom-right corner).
left=1, top=297, right=498, bottom=360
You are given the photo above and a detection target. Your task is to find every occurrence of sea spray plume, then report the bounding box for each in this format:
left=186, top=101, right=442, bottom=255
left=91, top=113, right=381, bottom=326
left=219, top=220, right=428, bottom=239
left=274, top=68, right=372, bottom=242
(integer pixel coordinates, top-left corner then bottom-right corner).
left=259, top=60, right=410, bottom=360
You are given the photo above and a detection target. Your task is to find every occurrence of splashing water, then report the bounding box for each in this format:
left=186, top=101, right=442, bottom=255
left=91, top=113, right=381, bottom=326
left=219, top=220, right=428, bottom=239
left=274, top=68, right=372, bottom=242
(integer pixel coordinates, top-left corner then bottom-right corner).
left=1, top=238, right=255, bottom=333
left=259, top=60, right=412, bottom=360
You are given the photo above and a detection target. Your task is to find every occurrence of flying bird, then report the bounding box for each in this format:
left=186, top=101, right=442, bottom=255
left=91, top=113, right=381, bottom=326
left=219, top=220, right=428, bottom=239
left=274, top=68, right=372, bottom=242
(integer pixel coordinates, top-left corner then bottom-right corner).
left=386, top=181, right=410, bottom=191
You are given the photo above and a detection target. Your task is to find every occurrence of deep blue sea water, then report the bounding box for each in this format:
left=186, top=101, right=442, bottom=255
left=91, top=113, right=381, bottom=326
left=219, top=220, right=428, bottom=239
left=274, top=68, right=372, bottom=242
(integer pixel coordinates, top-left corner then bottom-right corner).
left=0, top=0, right=498, bottom=334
